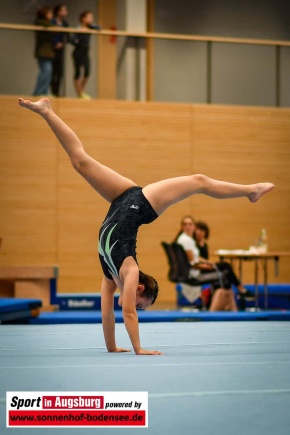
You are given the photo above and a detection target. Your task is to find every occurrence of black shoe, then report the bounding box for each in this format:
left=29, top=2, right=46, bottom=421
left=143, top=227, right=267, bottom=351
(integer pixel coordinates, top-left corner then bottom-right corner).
left=240, top=290, right=255, bottom=299
left=238, top=297, right=246, bottom=311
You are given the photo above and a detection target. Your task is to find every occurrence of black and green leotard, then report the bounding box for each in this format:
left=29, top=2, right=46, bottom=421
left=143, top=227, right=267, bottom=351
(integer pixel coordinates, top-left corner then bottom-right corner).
left=98, top=186, right=158, bottom=279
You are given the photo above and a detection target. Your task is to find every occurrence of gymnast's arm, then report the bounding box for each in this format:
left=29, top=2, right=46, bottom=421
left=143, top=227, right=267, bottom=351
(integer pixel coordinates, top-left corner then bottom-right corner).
left=121, top=259, right=162, bottom=356
left=101, top=276, right=131, bottom=353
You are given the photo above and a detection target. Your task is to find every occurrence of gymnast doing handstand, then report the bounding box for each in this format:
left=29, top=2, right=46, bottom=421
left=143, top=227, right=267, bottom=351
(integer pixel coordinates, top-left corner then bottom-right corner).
left=19, top=98, right=274, bottom=355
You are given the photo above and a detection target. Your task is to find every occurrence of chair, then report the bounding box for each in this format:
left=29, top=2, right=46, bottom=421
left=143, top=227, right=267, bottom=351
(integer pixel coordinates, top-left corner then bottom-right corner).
left=161, top=242, right=225, bottom=288
left=162, top=241, right=232, bottom=308
left=161, top=242, right=190, bottom=283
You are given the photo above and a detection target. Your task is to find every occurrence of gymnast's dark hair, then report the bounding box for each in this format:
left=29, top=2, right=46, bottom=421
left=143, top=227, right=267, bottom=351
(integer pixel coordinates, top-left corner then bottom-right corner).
left=139, top=271, right=159, bottom=305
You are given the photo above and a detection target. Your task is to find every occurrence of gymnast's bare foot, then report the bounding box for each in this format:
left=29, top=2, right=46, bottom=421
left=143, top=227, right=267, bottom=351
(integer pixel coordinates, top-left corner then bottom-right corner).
left=19, top=97, right=51, bottom=116
left=249, top=183, right=275, bottom=203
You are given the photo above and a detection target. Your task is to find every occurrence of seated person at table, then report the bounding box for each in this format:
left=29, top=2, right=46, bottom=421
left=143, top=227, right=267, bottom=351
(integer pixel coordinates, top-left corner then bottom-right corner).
left=194, top=221, right=252, bottom=300
left=175, top=216, right=237, bottom=311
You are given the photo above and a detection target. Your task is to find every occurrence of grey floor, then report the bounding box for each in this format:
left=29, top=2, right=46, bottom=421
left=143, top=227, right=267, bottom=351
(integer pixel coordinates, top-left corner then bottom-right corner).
left=1, top=321, right=290, bottom=435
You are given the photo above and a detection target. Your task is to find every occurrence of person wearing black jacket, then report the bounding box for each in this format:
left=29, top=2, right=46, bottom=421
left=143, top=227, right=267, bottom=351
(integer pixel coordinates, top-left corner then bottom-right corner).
left=33, top=7, right=55, bottom=96
left=71, top=11, right=100, bottom=99
left=194, top=221, right=254, bottom=308
left=51, top=5, right=69, bottom=97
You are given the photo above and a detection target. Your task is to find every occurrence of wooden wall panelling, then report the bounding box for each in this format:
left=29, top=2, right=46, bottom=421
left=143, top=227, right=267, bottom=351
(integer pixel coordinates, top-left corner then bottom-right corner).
left=56, top=100, right=192, bottom=300
left=0, top=97, right=58, bottom=266
left=1, top=97, right=290, bottom=304
left=190, top=105, right=290, bottom=284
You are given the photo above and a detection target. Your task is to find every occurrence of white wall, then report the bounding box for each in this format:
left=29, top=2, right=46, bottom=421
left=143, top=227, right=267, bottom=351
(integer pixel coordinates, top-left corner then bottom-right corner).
left=153, top=0, right=290, bottom=106
left=154, top=0, right=290, bottom=39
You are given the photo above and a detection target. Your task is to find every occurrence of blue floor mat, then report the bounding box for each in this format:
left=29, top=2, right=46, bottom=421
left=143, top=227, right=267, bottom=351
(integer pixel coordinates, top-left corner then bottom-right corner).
left=28, top=309, right=290, bottom=324
left=0, top=298, right=42, bottom=322
left=0, top=298, right=42, bottom=314
left=1, top=322, right=290, bottom=435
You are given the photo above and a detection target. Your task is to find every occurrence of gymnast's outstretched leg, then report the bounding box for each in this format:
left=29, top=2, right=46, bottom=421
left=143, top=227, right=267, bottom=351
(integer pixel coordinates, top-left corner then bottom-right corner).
left=143, top=175, right=274, bottom=215
left=19, top=98, right=136, bottom=203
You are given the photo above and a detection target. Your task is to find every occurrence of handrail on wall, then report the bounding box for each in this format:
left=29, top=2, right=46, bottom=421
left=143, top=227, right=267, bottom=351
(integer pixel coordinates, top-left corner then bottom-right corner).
left=1, top=22, right=290, bottom=47
left=0, top=23, right=287, bottom=105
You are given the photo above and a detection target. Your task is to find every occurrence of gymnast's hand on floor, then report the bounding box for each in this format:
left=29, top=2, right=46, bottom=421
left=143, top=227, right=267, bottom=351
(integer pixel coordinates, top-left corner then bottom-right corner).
left=135, top=348, right=163, bottom=356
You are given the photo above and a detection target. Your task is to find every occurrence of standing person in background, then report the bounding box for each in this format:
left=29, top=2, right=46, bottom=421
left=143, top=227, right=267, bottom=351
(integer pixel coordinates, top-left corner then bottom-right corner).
left=51, top=4, right=69, bottom=97
left=33, top=7, right=55, bottom=96
left=71, top=11, right=100, bottom=99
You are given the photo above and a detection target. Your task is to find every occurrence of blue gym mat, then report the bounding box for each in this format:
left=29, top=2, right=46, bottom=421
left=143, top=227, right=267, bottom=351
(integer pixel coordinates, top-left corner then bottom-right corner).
left=0, top=322, right=290, bottom=435
left=0, top=298, right=42, bottom=322
left=27, top=309, right=290, bottom=325
left=51, top=284, right=290, bottom=311
left=177, top=284, right=290, bottom=309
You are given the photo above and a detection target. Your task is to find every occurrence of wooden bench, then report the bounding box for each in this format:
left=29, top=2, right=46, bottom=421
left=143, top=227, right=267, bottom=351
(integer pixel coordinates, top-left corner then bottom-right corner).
left=0, top=265, right=59, bottom=310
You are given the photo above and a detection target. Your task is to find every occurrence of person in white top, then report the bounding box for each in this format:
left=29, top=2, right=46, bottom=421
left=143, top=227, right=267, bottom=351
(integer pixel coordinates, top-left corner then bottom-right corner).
left=177, top=217, right=250, bottom=299
left=176, top=216, right=218, bottom=279
left=176, top=231, right=200, bottom=278
left=175, top=216, right=238, bottom=311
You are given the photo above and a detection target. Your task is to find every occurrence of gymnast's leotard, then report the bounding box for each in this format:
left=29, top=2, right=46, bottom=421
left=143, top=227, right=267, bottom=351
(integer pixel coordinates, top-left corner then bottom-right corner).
left=98, top=186, right=158, bottom=280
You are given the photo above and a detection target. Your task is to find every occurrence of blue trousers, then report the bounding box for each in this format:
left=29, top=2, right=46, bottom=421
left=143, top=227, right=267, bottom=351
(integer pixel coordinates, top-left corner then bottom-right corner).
left=33, top=58, right=53, bottom=96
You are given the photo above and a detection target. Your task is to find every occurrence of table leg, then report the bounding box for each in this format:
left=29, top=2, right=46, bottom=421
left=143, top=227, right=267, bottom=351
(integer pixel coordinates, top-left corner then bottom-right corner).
left=274, top=257, right=279, bottom=276
left=239, top=259, right=243, bottom=282
left=254, top=258, right=259, bottom=311
left=263, top=258, right=268, bottom=310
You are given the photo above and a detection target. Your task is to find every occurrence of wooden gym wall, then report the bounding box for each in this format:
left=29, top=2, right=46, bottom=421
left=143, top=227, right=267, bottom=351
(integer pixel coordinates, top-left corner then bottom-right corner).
left=0, top=96, right=289, bottom=303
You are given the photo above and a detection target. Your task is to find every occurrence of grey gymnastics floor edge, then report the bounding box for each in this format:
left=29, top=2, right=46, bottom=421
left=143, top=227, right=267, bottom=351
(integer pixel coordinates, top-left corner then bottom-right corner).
left=1, top=321, right=290, bottom=435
